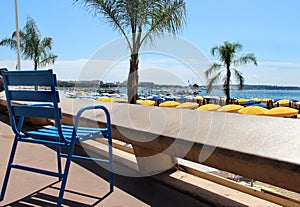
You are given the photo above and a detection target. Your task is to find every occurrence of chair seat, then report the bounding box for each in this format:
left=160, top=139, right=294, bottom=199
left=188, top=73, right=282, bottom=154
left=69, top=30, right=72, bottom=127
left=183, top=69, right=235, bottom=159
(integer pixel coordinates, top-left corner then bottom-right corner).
left=25, top=125, right=109, bottom=143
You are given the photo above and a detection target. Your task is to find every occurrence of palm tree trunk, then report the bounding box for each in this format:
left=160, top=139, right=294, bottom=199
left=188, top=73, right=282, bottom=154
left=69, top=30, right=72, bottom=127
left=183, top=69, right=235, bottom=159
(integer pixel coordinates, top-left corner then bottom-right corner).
left=225, top=67, right=231, bottom=105
left=34, top=61, right=38, bottom=90
left=34, top=62, right=38, bottom=70
left=127, top=54, right=139, bottom=104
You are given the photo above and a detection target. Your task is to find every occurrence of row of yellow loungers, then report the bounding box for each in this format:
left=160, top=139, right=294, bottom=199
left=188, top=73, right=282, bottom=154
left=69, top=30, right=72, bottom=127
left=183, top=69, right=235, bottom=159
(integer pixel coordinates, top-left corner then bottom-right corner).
left=96, top=96, right=300, bottom=118
left=158, top=101, right=299, bottom=118
left=197, top=104, right=299, bottom=118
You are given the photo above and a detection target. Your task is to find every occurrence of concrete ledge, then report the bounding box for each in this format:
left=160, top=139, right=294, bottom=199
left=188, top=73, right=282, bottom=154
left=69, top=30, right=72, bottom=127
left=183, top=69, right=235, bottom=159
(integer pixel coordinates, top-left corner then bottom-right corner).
left=59, top=98, right=300, bottom=194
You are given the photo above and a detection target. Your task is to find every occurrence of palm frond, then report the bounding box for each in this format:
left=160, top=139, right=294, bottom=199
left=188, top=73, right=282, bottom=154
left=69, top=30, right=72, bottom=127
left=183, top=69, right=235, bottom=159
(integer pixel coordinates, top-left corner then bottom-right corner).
left=74, top=0, right=186, bottom=54
left=17, top=31, right=26, bottom=50
left=157, top=0, right=187, bottom=34
left=38, top=55, right=58, bottom=68
left=231, top=41, right=243, bottom=52
left=76, top=0, right=134, bottom=52
left=233, top=68, right=245, bottom=90
left=210, top=45, right=219, bottom=57
left=206, top=71, right=222, bottom=93
left=0, top=38, right=17, bottom=50
left=41, top=37, right=53, bottom=49
left=139, top=0, right=186, bottom=48
left=23, top=17, right=41, bottom=35
left=235, top=53, right=258, bottom=66
left=222, top=76, right=231, bottom=98
left=204, top=63, right=222, bottom=78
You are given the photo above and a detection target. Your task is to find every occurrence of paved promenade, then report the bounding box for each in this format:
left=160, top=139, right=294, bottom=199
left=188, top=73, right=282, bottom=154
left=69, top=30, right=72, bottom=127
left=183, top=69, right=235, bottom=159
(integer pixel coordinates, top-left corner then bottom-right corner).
left=0, top=113, right=212, bottom=207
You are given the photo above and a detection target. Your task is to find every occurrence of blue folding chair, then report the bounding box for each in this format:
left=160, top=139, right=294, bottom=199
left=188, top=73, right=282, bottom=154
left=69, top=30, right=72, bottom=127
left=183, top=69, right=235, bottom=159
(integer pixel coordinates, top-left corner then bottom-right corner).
left=0, top=69, right=113, bottom=206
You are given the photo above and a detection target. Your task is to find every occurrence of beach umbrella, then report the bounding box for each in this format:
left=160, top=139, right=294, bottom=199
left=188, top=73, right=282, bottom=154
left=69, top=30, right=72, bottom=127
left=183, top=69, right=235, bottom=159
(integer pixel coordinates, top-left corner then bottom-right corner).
left=251, top=98, right=261, bottom=102
left=274, top=99, right=292, bottom=107
left=238, top=106, right=268, bottom=115
left=148, top=95, right=164, bottom=101
left=194, top=96, right=203, bottom=100
left=194, top=96, right=204, bottom=104
left=241, top=100, right=259, bottom=106
left=197, top=104, right=221, bottom=111
left=265, top=107, right=298, bottom=117
left=236, top=98, right=248, bottom=104
left=165, top=96, right=175, bottom=101
left=159, top=101, right=180, bottom=107
left=137, top=100, right=155, bottom=106
left=176, top=102, right=199, bottom=109
left=251, top=103, right=268, bottom=108
left=217, top=104, right=244, bottom=113
left=273, top=98, right=281, bottom=103
left=97, top=96, right=114, bottom=102
left=204, top=96, right=221, bottom=104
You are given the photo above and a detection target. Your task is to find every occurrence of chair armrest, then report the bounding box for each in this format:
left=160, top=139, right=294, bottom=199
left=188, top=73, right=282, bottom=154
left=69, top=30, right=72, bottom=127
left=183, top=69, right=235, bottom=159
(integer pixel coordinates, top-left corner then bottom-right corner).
left=73, top=104, right=112, bottom=136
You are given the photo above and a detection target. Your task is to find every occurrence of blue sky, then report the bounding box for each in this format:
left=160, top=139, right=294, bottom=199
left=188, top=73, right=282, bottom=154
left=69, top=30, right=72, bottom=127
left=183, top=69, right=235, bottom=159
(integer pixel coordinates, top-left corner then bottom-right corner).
left=1, top=0, right=300, bottom=86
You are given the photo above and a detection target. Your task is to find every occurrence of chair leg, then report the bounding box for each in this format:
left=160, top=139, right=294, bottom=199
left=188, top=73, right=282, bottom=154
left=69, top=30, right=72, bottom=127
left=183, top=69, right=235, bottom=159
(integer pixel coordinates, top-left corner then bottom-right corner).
left=108, top=138, right=114, bottom=192
left=0, top=137, right=19, bottom=201
left=56, top=143, right=75, bottom=207
left=109, top=164, right=114, bottom=192
left=56, top=146, right=62, bottom=181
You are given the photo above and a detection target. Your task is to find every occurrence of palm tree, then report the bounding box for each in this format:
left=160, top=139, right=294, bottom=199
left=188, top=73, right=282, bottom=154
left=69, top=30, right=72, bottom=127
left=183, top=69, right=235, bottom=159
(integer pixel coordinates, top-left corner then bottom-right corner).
left=75, top=0, right=187, bottom=104
left=0, top=16, right=57, bottom=70
left=204, top=41, right=257, bottom=104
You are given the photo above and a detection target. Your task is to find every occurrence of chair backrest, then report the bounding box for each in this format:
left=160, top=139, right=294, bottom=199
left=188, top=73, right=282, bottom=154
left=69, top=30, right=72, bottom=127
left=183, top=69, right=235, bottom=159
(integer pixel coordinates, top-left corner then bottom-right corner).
left=2, top=70, right=63, bottom=137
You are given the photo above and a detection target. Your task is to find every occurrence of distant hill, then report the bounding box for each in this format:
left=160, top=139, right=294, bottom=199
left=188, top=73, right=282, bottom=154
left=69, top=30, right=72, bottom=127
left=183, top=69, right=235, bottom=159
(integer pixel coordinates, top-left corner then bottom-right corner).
left=232, top=84, right=300, bottom=90
left=57, top=80, right=300, bottom=90
left=198, top=84, right=300, bottom=91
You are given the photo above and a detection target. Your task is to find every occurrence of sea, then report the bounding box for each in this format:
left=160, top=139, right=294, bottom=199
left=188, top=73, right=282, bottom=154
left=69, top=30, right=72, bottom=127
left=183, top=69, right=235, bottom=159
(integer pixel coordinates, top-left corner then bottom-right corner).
left=58, top=87, right=300, bottom=102
left=138, top=88, right=300, bottom=102
left=206, top=89, right=300, bottom=102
